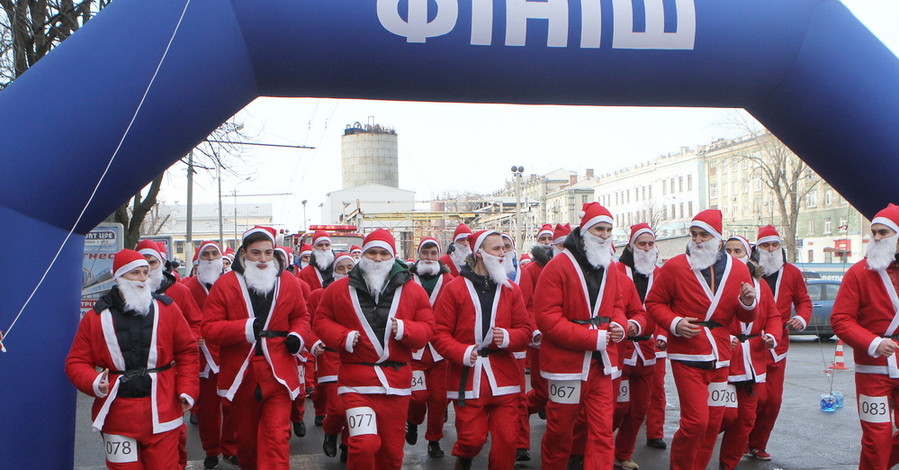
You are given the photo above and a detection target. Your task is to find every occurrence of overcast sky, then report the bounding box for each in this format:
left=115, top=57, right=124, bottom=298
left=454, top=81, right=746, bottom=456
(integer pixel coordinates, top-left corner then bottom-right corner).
left=157, top=0, right=899, bottom=233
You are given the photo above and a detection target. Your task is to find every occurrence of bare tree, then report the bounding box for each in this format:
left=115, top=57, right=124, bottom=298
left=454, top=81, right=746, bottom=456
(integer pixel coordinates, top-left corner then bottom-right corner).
left=140, top=202, right=171, bottom=236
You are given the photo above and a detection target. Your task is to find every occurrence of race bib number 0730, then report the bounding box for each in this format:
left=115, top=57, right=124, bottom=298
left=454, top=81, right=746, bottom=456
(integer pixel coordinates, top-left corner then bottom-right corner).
left=548, top=379, right=582, bottom=404
left=102, top=433, right=138, bottom=463
left=858, top=395, right=891, bottom=424
left=346, top=406, right=378, bottom=436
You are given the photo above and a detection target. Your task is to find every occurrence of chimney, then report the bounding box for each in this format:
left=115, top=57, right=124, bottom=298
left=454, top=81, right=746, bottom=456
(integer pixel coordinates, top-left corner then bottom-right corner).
left=569, top=175, right=578, bottom=186
left=585, top=168, right=594, bottom=178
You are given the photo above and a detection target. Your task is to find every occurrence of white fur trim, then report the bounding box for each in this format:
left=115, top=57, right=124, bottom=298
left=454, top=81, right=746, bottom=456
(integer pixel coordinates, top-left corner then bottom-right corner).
left=595, top=330, right=608, bottom=351
left=792, top=316, right=807, bottom=330
left=497, top=328, right=510, bottom=349
left=454, top=232, right=471, bottom=242
left=537, top=229, right=554, bottom=238
left=245, top=319, right=255, bottom=344
left=362, top=240, right=394, bottom=257
left=314, top=236, right=332, bottom=246
left=394, top=319, right=405, bottom=341
left=137, top=247, right=163, bottom=263
left=242, top=228, right=275, bottom=243
left=288, top=332, right=305, bottom=357
left=553, top=235, right=567, bottom=245
left=346, top=331, right=359, bottom=353
left=114, top=259, right=148, bottom=279
left=473, top=230, right=499, bottom=255
left=581, top=215, right=613, bottom=232
left=691, top=220, right=722, bottom=240
left=462, top=345, right=477, bottom=367
left=627, top=319, right=642, bottom=337
left=869, top=337, right=886, bottom=358
left=756, top=235, right=781, bottom=245
left=873, top=217, right=899, bottom=234
left=180, top=393, right=195, bottom=408
left=92, top=373, right=108, bottom=398
left=629, top=228, right=655, bottom=247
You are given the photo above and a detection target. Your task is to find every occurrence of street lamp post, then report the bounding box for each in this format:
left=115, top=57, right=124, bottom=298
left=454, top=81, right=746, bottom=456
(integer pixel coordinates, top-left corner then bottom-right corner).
left=511, top=165, right=524, bottom=246
left=302, top=200, right=308, bottom=232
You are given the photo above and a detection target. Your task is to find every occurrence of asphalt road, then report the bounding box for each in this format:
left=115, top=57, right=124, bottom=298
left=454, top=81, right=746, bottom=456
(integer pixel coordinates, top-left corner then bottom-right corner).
left=74, top=337, right=863, bottom=469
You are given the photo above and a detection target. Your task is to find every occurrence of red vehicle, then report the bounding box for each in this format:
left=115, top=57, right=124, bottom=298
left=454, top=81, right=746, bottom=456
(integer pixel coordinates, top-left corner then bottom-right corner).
left=294, top=225, right=364, bottom=254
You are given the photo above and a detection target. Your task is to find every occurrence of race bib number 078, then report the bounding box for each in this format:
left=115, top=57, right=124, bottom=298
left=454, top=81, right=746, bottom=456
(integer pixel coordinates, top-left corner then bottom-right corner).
left=858, top=395, right=891, bottom=424
left=346, top=406, right=378, bottom=436
left=548, top=379, right=582, bottom=404
left=102, top=433, right=137, bottom=463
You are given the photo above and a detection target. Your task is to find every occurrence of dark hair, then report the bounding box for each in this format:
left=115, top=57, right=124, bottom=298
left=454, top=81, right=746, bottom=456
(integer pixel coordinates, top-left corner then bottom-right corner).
left=233, top=234, right=282, bottom=274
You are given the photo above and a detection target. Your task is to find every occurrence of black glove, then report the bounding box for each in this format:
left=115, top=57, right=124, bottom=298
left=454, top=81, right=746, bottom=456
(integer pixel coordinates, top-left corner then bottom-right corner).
left=285, top=335, right=302, bottom=354
left=252, top=318, right=263, bottom=341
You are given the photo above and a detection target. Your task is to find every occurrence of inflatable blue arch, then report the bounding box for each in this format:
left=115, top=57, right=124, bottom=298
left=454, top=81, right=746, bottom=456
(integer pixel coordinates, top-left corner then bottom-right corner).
left=1, top=0, right=897, bottom=466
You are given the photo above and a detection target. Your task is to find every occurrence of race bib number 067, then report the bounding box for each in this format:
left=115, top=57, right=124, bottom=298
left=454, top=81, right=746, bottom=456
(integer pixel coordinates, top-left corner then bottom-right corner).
left=346, top=406, right=378, bottom=436
left=548, top=379, right=582, bottom=404
left=858, top=395, right=891, bottom=424
left=102, top=433, right=137, bottom=463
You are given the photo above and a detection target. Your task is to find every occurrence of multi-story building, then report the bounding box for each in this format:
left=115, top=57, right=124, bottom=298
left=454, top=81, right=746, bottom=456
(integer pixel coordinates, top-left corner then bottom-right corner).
left=154, top=202, right=274, bottom=260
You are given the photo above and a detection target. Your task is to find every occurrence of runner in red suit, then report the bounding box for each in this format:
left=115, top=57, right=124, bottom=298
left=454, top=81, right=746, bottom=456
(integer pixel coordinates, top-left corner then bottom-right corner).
left=439, top=223, right=473, bottom=277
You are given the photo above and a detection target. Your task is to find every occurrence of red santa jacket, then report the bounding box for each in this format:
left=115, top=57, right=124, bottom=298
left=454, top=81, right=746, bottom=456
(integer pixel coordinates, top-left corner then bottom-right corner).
left=534, top=251, right=628, bottom=381
left=832, top=259, right=899, bottom=378
left=767, top=262, right=813, bottom=362
left=201, top=270, right=310, bottom=401
left=299, top=264, right=329, bottom=291
left=410, top=271, right=454, bottom=368
left=305, top=287, right=340, bottom=383
left=439, top=253, right=462, bottom=277
left=728, top=279, right=782, bottom=383
left=160, top=276, right=202, bottom=340
left=65, top=295, right=199, bottom=434
left=614, top=262, right=654, bottom=368
left=183, top=276, right=221, bottom=378
left=432, top=274, right=532, bottom=400
left=313, top=266, right=435, bottom=396
left=522, top=258, right=548, bottom=347
left=509, top=265, right=536, bottom=359
left=645, top=253, right=756, bottom=368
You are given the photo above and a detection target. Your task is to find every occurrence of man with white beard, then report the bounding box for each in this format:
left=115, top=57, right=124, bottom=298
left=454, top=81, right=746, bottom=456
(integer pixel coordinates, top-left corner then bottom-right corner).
left=202, top=226, right=310, bottom=470
left=551, top=223, right=571, bottom=256
left=745, top=225, right=812, bottom=461
left=300, top=231, right=336, bottom=290
left=66, top=249, right=199, bottom=469
left=645, top=209, right=757, bottom=470
left=297, top=243, right=313, bottom=270
left=432, top=230, right=532, bottom=470
left=831, top=203, right=899, bottom=470
left=533, top=202, right=627, bottom=469
left=406, top=237, right=454, bottom=458
left=522, top=225, right=556, bottom=426
left=313, top=229, right=435, bottom=470
left=439, top=223, right=473, bottom=277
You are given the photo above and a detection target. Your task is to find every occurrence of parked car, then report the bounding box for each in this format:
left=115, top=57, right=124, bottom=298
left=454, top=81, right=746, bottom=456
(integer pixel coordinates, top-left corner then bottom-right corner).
left=789, top=278, right=841, bottom=340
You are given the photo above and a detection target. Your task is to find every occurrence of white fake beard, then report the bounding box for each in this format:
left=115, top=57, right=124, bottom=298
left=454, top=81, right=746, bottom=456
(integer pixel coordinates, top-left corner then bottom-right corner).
left=359, top=256, right=393, bottom=299
left=450, top=244, right=471, bottom=268
left=314, top=249, right=335, bottom=271
left=866, top=234, right=899, bottom=271
left=583, top=232, right=613, bottom=269
left=736, top=255, right=749, bottom=265
left=116, top=278, right=153, bottom=316
left=688, top=240, right=721, bottom=270
left=552, top=244, right=564, bottom=256
left=197, top=258, right=223, bottom=285
left=416, top=259, right=439, bottom=276
left=632, top=247, right=659, bottom=275
left=243, top=260, right=279, bottom=295
left=334, top=273, right=347, bottom=281
left=481, top=251, right=511, bottom=287
left=504, top=251, right=518, bottom=275
left=146, top=267, right=164, bottom=292
left=758, top=248, right=785, bottom=276
left=300, top=260, right=310, bottom=269
left=223, top=261, right=232, bottom=273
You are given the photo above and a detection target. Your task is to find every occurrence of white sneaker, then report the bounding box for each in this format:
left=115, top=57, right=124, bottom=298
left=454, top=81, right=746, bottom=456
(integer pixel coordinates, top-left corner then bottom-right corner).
left=615, top=459, right=640, bottom=470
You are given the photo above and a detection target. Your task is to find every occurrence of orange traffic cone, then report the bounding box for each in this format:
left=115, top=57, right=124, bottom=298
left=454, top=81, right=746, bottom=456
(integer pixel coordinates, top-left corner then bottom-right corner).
left=830, top=339, right=849, bottom=370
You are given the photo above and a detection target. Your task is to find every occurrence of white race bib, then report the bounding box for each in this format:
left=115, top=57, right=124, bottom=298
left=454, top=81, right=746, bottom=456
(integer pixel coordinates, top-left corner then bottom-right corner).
left=298, top=364, right=306, bottom=384
left=617, top=379, right=630, bottom=403
left=725, top=384, right=738, bottom=409
left=102, top=433, right=138, bottom=463
left=346, top=406, right=378, bottom=436
left=411, top=370, right=427, bottom=392
left=859, top=395, right=891, bottom=424
left=548, top=379, right=582, bottom=404
left=707, top=381, right=729, bottom=407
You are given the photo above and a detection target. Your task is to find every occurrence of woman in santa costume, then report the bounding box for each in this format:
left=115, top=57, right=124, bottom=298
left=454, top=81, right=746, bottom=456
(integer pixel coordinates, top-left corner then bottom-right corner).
left=406, top=237, right=454, bottom=459
left=533, top=202, right=627, bottom=470
left=313, top=229, right=435, bottom=470
left=746, top=224, right=812, bottom=461
left=439, top=223, right=473, bottom=277
left=645, top=209, right=757, bottom=470
left=66, top=249, right=199, bottom=469
left=202, top=226, right=310, bottom=470
left=717, top=235, right=781, bottom=470
left=831, top=203, right=899, bottom=470
left=432, top=230, right=532, bottom=470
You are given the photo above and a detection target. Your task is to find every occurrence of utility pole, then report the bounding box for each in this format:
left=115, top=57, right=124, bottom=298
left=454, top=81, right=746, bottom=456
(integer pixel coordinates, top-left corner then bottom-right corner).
left=512, top=165, right=524, bottom=247
left=217, top=164, right=224, bottom=247
left=185, top=151, right=194, bottom=264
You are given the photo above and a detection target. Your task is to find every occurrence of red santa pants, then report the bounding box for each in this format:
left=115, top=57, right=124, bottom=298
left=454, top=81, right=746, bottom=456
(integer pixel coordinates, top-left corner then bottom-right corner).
left=541, top=360, right=615, bottom=470
left=100, top=397, right=182, bottom=470
left=614, top=364, right=655, bottom=461
left=526, top=347, right=548, bottom=414
left=197, top=373, right=237, bottom=457
left=341, top=392, right=409, bottom=470
left=452, top=375, right=520, bottom=470
left=290, top=362, right=307, bottom=423
left=669, top=362, right=728, bottom=470
left=853, top=372, right=899, bottom=470
left=231, top=356, right=293, bottom=470
left=407, top=360, right=448, bottom=442
left=748, top=356, right=784, bottom=451
left=645, top=355, right=668, bottom=440
left=718, top=384, right=758, bottom=470
left=322, top=382, right=346, bottom=436
left=515, top=356, right=531, bottom=450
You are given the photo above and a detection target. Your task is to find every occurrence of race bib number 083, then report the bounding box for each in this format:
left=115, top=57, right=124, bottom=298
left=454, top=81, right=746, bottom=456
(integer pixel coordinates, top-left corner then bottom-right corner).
left=346, top=406, right=378, bottom=436
left=102, top=433, right=137, bottom=463
left=411, top=370, right=426, bottom=391
left=548, top=379, right=582, bottom=404
left=858, top=395, right=891, bottom=424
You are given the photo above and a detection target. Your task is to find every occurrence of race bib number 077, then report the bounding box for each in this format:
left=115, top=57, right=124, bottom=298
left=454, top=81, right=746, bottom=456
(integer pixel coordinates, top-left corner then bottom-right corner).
left=346, top=406, right=378, bottom=436
left=548, top=380, right=582, bottom=404
left=858, top=395, right=891, bottom=424
left=102, top=433, right=137, bottom=463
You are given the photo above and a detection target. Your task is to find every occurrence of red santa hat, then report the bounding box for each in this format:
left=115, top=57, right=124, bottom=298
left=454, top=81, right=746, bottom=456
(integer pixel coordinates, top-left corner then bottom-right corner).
left=628, top=223, right=655, bottom=249
left=578, top=202, right=614, bottom=232
left=362, top=229, right=396, bottom=257
left=135, top=239, right=164, bottom=263
left=312, top=230, right=332, bottom=247
left=193, top=240, right=222, bottom=264
left=223, top=247, right=235, bottom=261
left=519, top=253, right=532, bottom=264
left=690, top=209, right=723, bottom=240
left=113, top=249, right=149, bottom=279
left=242, top=225, right=276, bottom=246
left=553, top=223, right=571, bottom=245
left=727, top=235, right=752, bottom=256
left=872, top=203, right=899, bottom=234
left=275, top=246, right=294, bottom=266
left=536, top=224, right=554, bottom=239
left=299, top=243, right=313, bottom=257
left=469, top=230, right=499, bottom=254
left=500, top=233, right=516, bottom=249
left=453, top=223, right=473, bottom=243
left=755, top=225, right=782, bottom=245
left=350, top=245, right=362, bottom=254
left=417, top=237, right=441, bottom=254
left=334, top=252, right=354, bottom=266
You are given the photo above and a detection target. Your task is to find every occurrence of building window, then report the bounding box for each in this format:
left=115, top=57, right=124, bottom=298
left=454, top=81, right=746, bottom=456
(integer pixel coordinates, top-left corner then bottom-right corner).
left=671, top=204, right=677, bottom=219
left=824, top=189, right=833, bottom=206
left=722, top=162, right=728, bottom=174
left=581, top=194, right=590, bottom=204
left=808, top=219, right=815, bottom=235
left=679, top=203, right=685, bottom=219
left=722, top=183, right=728, bottom=196
left=687, top=174, right=693, bottom=191
left=824, top=218, right=832, bottom=233
left=648, top=185, right=652, bottom=199
left=662, top=180, right=667, bottom=195
left=742, top=181, right=750, bottom=193
left=688, top=201, right=693, bottom=215
left=839, top=217, right=848, bottom=232
left=670, top=178, right=676, bottom=193
left=824, top=251, right=833, bottom=263
left=710, top=183, right=718, bottom=198
left=806, top=191, right=818, bottom=208
left=678, top=176, right=684, bottom=192
left=807, top=249, right=814, bottom=263
left=753, top=179, right=762, bottom=191
left=662, top=206, right=668, bottom=220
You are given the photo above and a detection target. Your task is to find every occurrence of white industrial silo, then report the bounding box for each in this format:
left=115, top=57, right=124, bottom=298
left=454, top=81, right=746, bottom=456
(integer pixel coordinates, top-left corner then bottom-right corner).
left=341, top=121, right=399, bottom=189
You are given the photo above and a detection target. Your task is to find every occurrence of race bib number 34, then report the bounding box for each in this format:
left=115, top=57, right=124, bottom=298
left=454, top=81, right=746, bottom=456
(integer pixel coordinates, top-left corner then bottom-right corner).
left=102, top=433, right=138, bottom=463
left=346, top=406, right=378, bottom=436
left=411, top=370, right=426, bottom=391
left=548, top=379, right=582, bottom=404
left=858, top=395, right=891, bottom=424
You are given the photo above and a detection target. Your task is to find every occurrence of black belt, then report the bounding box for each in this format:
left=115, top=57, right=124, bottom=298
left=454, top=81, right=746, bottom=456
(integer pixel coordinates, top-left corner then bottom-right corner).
left=628, top=335, right=653, bottom=342
left=882, top=334, right=899, bottom=340
left=694, top=321, right=723, bottom=329
left=477, top=348, right=500, bottom=356
left=349, top=361, right=407, bottom=371
left=109, top=361, right=173, bottom=382
left=323, top=346, right=338, bottom=353
left=457, top=348, right=501, bottom=408
left=569, top=316, right=610, bottom=326
left=736, top=334, right=759, bottom=342
left=259, top=330, right=289, bottom=338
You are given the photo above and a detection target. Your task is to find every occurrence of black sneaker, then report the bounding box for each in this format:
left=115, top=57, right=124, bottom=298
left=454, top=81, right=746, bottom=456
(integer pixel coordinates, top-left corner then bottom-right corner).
left=454, top=457, right=473, bottom=470
left=567, top=454, right=584, bottom=470
left=646, top=438, right=667, bottom=449
left=203, top=455, right=219, bottom=469
left=427, top=440, right=445, bottom=458
left=516, top=448, right=531, bottom=462
left=190, top=413, right=199, bottom=425
left=314, top=415, right=325, bottom=427
left=339, top=444, right=348, bottom=462
left=223, top=455, right=239, bottom=467
left=293, top=421, right=306, bottom=438
left=405, top=422, right=418, bottom=445
left=323, top=434, right=338, bottom=458
left=306, top=386, right=314, bottom=399
left=538, top=409, right=546, bottom=420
